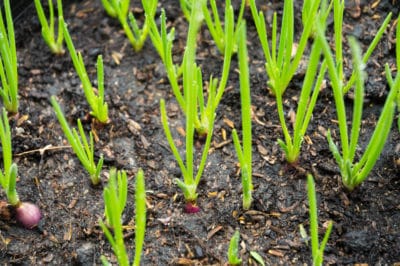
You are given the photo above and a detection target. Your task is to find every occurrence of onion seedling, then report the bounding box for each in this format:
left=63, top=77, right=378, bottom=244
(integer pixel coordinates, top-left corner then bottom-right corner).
left=180, top=0, right=245, bottom=55
left=34, top=0, right=65, bottom=55
left=0, top=0, right=18, bottom=114
left=304, top=174, right=333, bottom=266
left=159, top=0, right=215, bottom=212
left=100, top=0, right=157, bottom=52
left=62, top=22, right=109, bottom=124
left=149, top=1, right=234, bottom=136
left=249, top=0, right=330, bottom=163
left=276, top=34, right=327, bottom=163
left=316, top=19, right=398, bottom=191
left=249, top=0, right=330, bottom=96
left=232, top=23, right=253, bottom=210
left=0, top=108, right=41, bottom=229
left=51, top=96, right=104, bottom=186
left=100, top=169, right=146, bottom=266
left=227, top=230, right=242, bottom=265
left=329, top=0, right=392, bottom=94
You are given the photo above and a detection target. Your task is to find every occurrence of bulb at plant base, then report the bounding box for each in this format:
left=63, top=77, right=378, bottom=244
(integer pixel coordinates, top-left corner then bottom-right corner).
left=184, top=202, right=200, bottom=213
left=15, top=202, right=41, bottom=229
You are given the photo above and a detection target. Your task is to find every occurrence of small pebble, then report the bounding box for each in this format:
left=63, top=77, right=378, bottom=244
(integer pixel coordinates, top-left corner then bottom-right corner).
left=76, top=242, right=95, bottom=265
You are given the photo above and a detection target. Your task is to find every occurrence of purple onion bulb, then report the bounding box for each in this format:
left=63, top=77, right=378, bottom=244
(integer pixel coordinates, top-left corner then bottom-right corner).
left=15, top=202, right=41, bottom=229
left=184, top=202, right=200, bottom=214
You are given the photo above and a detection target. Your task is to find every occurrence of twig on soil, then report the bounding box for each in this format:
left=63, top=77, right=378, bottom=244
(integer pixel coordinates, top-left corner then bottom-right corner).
left=14, top=144, right=71, bottom=157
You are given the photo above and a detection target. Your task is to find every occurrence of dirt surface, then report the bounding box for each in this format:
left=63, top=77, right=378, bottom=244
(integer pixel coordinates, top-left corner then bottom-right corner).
left=0, top=0, right=399, bottom=265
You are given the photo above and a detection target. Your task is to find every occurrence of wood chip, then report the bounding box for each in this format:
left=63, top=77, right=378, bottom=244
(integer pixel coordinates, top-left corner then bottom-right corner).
left=68, top=198, right=78, bottom=209
left=127, top=119, right=141, bottom=135
left=17, top=114, right=29, bottom=126
left=48, top=233, right=59, bottom=243
left=213, top=139, right=231, bottom=149
left=223, top=117, right=234, bottom=128
left=304, top=135, right=313, bottom=145
left=112, top=51, right=123, bottom=65
left=141, top=135, right=150, bottom=149
left=63, top=223, right=72, bottom=241
left=207, top=191, right=218, bottom=198
left=221, top=128, right=227, bottom=141
left=174, top=258, right=197, bottom=265
left=371, top=0, right=381, bottom=9
left=257, top=144, right=268, bottom=156
left=268, top=249, right=284, bottom=257
left=177, top=126, right=186, bottom=137
left=207, top=225, right=223, bottom=240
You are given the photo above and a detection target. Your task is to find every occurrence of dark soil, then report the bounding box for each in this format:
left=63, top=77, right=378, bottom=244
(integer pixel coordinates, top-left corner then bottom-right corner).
left=0, top=0, right=399, bottom=265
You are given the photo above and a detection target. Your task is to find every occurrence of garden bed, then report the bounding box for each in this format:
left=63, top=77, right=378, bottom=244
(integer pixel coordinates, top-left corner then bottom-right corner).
left=0, top=0, right=399, bottom=265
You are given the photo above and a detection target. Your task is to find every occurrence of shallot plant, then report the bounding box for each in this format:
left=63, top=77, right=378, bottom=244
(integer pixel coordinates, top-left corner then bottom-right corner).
left=180, top=0, right=245, bottom=54
left=330, top=0, right=392, bottom=94
left=0, top=108, right=41, bottom=229
left=63, top=22, right=109, bottom=123
left=34, top=0, right=65, bottom=54
left=232, top=23, right=253, bottom=210
left=276, top=34, right=327, bottom=163
left=159, top=0, right=215, bottom=212
left=305, top=174, right=333, bottom=266
left=249, top=0, right=330, bottom=163
left=227, top=230, right=242, bottom=265
left=249, top=0, right=329, bottom=96
left=100, top=169, right=146, bottom=266
left=0, top=0, right=19, bottom=114
left=100, top=0, right=158, bottom=51
left=316, top=19, right=398, bottom=191
left=149, top=0, right=234, bottom=136
left=51, top=96, right=104, bottom=185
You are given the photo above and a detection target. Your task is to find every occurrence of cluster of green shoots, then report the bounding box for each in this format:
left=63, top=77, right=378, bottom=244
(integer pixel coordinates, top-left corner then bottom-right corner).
left=159, top=1, right=215, bottom=212
left=317, top=0, right=395, bottom=191
left=249, top=0, right=331, bottom=164
left=51, top=96, right=104, bottom=185
left=100, top=0, right=158, bottom=51
left=62, top=22, right=109, bottom=124
left=33, top=1, right=109, bottom=123
left=249, top=0, right=397, bottom=194
left=0, top=0, right=42, bottom=230
left=150, top=0, right=235, bottom=136
left=34, top=0, right=65, bottom=55
left=154, top=0, right=256, bottom=212
left=99, top=169, right=146, bottom=266
left=0, top=0, right=18, bottom=114
left=3, top=0, right=400, bottom=263
left=51, top=95, right=148, bottom=263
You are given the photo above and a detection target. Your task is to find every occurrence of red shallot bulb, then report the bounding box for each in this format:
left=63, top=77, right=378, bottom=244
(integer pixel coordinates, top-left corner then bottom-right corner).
left=184, top=202, right=200, bottom=213
left=15, top=202, right=41, bottom=229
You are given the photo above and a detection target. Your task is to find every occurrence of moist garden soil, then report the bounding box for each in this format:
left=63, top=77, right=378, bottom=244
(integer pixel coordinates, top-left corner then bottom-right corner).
left=0, top=0, right=399, bottom=265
